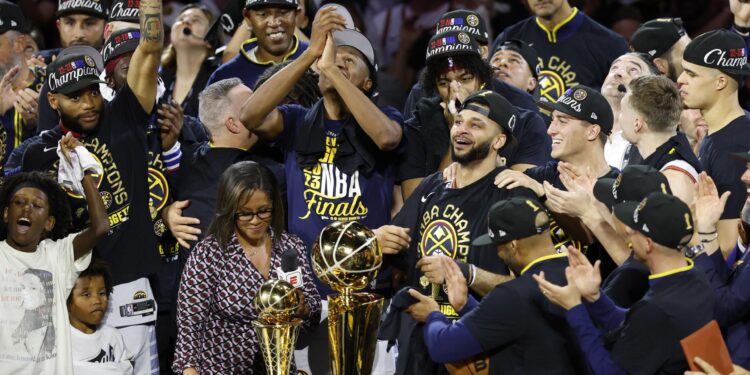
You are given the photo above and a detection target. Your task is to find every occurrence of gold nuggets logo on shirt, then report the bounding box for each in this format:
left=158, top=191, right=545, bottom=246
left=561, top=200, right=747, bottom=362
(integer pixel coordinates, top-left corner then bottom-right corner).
left=458, top=33, right=471, bottom=45
left=147, top=167, right=169, bottom=220
left=538, top=56, right=580, bottom=102
left=301, top=135, right=368, bottom=221
left=466, top=15, right=479, bottom=27
left=418, top=204, right=472, bottom=262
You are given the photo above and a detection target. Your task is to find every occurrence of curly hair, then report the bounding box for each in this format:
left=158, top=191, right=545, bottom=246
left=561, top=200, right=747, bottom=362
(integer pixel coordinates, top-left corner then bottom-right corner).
left=0, top=171, right=72, bottom=241
left=74, top=257, right=114, bottom=297
left=420, top=54, right=492, bottom=97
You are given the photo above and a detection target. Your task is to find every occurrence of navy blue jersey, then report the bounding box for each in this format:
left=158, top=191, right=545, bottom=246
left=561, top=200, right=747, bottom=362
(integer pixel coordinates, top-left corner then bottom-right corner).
left=275, top=103, right=402, bottom=296
left=492, top=8, right=628, bottom=104
left=21, top=85, right=159, bottom=285
left=699, top=115, right=750, bottom=219
left=207, top=37, right=308, bottom=89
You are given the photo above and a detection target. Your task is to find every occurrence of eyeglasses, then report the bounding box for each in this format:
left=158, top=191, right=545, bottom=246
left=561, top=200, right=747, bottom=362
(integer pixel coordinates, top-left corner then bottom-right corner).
left=236, top=209, right=273, bottom=223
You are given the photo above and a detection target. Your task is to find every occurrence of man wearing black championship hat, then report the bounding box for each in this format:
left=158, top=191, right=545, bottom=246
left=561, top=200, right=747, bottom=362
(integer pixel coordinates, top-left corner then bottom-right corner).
left=402, top=9, right=539, bottom=121
left=491, top=0, right=628, bottom=105
left=617, top=75, right=701, bottom=204
left=537, top=192, right=714, bottom=375
left=495, top=86, right=621, bottom=277
left=406, top=197, right=584, bottom=374
left=490, top=39, right=541, bottom=95
left=385, top=90, right=535, bottom=375
left=105, top=0, right=140, bottom=40
left=22, top=0, right=164, bottom=373
left=397, top=29, right=550, bottom=201
left=630, top=18, right=691, bottom=81
left=208, top=0, right=307, bottom=90
left=678, top=29, right=750, bottom=254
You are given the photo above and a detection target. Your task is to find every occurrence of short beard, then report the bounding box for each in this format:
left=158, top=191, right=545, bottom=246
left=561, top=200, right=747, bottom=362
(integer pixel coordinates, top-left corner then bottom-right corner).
left=59, top=110, right=98, bottom=135
left=452, top=139, right=492, bottom=165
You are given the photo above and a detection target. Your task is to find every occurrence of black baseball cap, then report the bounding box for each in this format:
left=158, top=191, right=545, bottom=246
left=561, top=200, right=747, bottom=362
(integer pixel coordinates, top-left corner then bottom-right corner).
left=630, top=18, right=686, bottom=59
left=108, top=0, right=139, bottom=23
left=436, top=10, right=488, bottom=45
left=333, top=29, right=377, bottom=71
left=683, top=29, right=750, bottom=75
left=0, top=1, right=25, bottom=34
left=460, top=90, right=517, bottom=136
left=57, top=0, right=108, bottom=19
left=47, top=50, right=105, bottom=94
left=493, top=39, right=540, bottom=79
left=425, top=30, right=481, bottom=64
left=594, top=165, right=672, bottom=209
left=245, top=0, right=298, bottom=10
left=101, top=28, right=139, bottom=65
left=613, top=192, right=693, bottom=249
left=538, top=85, right=614, bottom=135
left=473, top=197, right=550, bottom=245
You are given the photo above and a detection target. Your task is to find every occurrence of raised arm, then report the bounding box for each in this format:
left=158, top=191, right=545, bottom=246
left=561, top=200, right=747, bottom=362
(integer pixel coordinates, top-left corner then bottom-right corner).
left=58, top=134, right=109, bottom=260
left=239, top=7, right=346, bottom=140
left=127, top=0, right=163, bottom=113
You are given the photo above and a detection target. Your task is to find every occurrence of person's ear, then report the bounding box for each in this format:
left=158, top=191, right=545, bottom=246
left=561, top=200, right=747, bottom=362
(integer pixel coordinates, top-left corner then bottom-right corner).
left=225, top=116, right=241, bottom=134
left=363, top=78, right=373, bottom=93
left=526, top=77, right=537, bottom=92
left=492, top=132, right=507, bottom=151
left=3, top=207, right=8, bottom=224
left=716, top=74, right=729, bottom=91
left=587, top=124, right=602, bottom=141
left=47, top=92, right=59, bottom=111
left=44, top=216, right=56, bottom=233
left=652, top=57, right=669, bottom=76
left=12, top=34, right=27, bottom=54
left=105, top=75, right=115, bottom=89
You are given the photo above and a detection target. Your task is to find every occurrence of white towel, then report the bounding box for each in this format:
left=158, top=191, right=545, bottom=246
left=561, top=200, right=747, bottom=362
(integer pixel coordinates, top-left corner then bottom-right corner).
left=57, top=143, right=103, bottom=196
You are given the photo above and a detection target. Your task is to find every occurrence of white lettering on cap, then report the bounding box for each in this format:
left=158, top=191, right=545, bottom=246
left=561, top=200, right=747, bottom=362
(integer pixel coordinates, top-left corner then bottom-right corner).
left=558, top=95, right=582, bottom=112
left=48, top=66, right=99, bottom=92
left=110, top=2, right=139, bottom=19
left=59, top=0, right=104, bottom=14
left=703, top=48, right=748, bottom=69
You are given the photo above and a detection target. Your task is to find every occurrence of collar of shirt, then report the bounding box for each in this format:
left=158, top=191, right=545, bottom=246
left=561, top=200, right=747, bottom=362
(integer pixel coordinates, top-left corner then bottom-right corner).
left=648, top=258, right=694, bottom=286
left=241, top=36, right=301, bottom=66
left=520, top=251, right=568, bottom=276
left=534, top=7, right=584, bottom=44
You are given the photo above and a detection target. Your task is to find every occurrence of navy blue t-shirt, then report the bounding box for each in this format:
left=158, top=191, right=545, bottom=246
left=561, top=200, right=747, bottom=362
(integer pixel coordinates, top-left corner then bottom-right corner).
left=492, top=8, right=628, bottom=104
left=699, top=115, right=750, bottom=219
left=276, top=104, right=402, bottom=295
left=207, top=37, right=308, bottom=89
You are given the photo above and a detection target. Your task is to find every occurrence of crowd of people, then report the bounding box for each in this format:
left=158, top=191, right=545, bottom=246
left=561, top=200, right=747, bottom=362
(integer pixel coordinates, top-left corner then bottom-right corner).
left=0, top=0, right=750, bottom=374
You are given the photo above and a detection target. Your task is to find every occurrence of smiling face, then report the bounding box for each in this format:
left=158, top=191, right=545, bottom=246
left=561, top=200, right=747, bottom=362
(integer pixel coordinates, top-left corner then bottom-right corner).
left=451, top=107, right=506, bottom=165
left=490, top=49, right=535, bottom=93
left=68, top=275, right=108, bottom=331
left=547, top=110, right=598, bottom=161
left=246, top=6, right=297, bottom=59
left=3, top=187, right=55, bottom=253
left=601, top=54, right=652, bottom=99
left=235, top=190, right=273, bottom=243
left=48, top=85, right=104, bottom=134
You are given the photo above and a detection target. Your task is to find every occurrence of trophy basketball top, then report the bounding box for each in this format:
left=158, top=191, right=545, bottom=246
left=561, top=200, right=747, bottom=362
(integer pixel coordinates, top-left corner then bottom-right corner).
left=311, top=221, right=383, bottom=295
left=254, top=279, right=300, bottom=324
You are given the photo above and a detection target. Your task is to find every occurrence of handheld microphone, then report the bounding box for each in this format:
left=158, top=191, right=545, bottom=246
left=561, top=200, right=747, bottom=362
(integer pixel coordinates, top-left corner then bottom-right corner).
left=279, top=248, right=303, bottom=288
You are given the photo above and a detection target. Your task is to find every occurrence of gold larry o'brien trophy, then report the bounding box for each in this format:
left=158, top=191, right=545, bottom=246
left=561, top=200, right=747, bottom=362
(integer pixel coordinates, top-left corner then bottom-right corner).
left=311, top=221, right=384, bottom=375
left=252, top=279, right=302, bottom=375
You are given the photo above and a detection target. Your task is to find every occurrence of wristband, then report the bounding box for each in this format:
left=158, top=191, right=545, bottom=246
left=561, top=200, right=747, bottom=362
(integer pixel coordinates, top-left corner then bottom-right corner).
left=456, top=261, right=471, bottom=282
left=162, top=141, right=181, bottom=173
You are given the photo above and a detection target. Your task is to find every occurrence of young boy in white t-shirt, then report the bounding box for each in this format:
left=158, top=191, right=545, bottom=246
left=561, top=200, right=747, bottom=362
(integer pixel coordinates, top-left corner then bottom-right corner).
left=68, top=259, right=133, bottom=375
left=0, top=134, right=110, bottom=374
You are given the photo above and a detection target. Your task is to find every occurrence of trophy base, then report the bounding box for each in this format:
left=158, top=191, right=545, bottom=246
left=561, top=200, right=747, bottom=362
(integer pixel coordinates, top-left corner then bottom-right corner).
left=253, top=319, right=302, bottom=375
left=327, top=292, right=384, bottom=375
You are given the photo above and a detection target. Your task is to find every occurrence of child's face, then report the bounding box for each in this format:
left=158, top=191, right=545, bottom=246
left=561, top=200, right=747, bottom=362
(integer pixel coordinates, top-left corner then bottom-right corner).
left=68, top=275, right=108, bottom=330
left=3, top=187, right=55, bottom=252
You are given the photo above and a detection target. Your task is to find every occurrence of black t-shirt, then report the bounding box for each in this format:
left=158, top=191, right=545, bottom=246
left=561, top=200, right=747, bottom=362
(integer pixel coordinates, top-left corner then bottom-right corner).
left=463, top=255, right=583, bottom=374
left=21, top=84, right=158, bottom=285
left=397, top=97, right=550, bottom=182
left=525, top=160, right=621, bottom=278
left=610, top=268, right=714, bottom=374
left=628, top=132, right=702, bottom=176
left=175, top=142, right=286, bottom=247
left=698, top=115, right=750, bottom=219
left=601, top=253, right=649, bottom=308
left=392, top=167, right=534, bottom=318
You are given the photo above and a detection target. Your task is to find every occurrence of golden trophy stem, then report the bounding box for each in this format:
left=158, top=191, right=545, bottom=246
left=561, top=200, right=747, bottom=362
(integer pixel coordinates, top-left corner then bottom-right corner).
left=327, top=292, right=384, bottom=375
left=252, top=318, right=303, bottom=375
